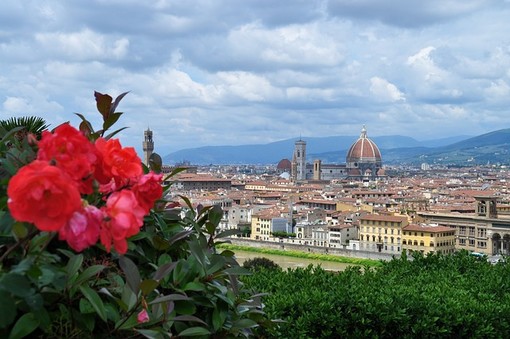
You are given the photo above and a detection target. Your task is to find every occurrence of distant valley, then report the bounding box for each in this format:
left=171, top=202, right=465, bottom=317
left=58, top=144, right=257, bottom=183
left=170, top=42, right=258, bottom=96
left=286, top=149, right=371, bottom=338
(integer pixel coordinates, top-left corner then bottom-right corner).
left=163, top=128, right=510, bottom=166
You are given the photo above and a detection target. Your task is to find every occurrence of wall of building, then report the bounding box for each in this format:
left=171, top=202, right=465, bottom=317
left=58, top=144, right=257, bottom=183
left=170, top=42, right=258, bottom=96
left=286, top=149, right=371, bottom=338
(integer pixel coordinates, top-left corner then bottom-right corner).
left=229, top=238, right=396, bottom=261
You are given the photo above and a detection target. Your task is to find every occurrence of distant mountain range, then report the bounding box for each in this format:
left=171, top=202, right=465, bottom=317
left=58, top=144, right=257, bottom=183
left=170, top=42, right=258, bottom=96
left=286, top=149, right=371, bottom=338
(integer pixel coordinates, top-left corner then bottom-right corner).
left=163, top=129, right=510, bottom=166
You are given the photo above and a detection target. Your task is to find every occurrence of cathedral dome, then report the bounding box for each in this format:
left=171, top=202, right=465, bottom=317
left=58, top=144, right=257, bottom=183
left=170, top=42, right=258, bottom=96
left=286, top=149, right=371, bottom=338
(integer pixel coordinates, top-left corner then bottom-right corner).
left=346, top=126, right=382, bottom=164
left=346, top=126, right=382, bottom=178
left=276, top=158, right=292, bottom=172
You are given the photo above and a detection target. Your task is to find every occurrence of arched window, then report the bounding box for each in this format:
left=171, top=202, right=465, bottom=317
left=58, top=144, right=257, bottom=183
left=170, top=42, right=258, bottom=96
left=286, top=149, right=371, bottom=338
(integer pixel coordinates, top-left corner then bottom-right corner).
left=402, top=240, right=407, bottom=245
left=414, top=240, right=418, bottom=246
left=420, top=241, right=424, bottom=246
left=430, top=242, right=434, bottom=247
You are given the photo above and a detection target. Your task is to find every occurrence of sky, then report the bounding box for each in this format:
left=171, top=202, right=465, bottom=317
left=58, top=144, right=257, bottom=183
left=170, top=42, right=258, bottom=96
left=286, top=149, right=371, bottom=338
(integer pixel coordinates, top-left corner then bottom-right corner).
left=1, top=0, right=510, bottom=158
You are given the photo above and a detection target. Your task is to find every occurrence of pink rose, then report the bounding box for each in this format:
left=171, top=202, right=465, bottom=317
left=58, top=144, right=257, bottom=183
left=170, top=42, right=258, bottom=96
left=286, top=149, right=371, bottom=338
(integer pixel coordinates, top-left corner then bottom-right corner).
left=137, top=309, right=149, bottom=323
left=59, top=205, right=104, bottom=252
left=100, top=190, right=145, bottom=254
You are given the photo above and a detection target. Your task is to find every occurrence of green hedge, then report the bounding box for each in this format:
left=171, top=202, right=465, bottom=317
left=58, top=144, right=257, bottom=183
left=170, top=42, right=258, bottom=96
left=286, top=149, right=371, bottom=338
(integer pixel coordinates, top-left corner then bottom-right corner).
left=242, top=250, right=510, bottom=338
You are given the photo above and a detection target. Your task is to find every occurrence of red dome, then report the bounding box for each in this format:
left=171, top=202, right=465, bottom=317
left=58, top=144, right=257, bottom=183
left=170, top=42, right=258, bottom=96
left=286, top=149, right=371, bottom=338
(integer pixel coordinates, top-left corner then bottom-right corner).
left=346, top=126, right=382, bottom=163
left=277, top=158, right=292, bottom=171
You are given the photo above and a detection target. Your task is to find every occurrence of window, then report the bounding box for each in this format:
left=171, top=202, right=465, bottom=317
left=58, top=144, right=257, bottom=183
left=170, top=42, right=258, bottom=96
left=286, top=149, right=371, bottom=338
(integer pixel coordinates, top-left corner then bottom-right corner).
left=403, top=240, right=407, bottom=245
left=430, top=242, right=434, bottom=247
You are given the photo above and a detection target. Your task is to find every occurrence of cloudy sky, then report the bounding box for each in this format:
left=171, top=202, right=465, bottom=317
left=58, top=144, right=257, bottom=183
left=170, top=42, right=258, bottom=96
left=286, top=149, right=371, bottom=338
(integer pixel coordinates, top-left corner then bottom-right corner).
left=1, top=0, right=510, bottom=158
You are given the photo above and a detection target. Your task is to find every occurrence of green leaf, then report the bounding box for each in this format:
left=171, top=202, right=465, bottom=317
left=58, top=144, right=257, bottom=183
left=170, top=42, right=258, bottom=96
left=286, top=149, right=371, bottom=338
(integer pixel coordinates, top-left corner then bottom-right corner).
left=232, top=318, right=258, bottom=329
left=79, top=298, right=96, bottom=314
left=178, top=326, right=211, bottom=337
left=183, top=281, right=205, bottom=292
left=140, top=279, right=159, bottom=296
left=173, top=315, right=207, bottom=326
left=135, top=329, right=165, bottom=339
left=110, top=91, right=129, bottom=115
left=212, top=307, right=226, bottom=331
left=119, top=256, right=141, bottom=295
left=153, top=262, right=177, bottom=281
left=103, top=112, right=123, bottom=131
left=74, top=265, right=105, bottom=287
left=104, top=126, right=129, bottom=140
left=0, top=273, right=33, bottom=297
left=65, top=254, right=83, bottom=282
left=175, top=300, right=196, bottom=315
left=0, top=291, right=16, bottom=328
left=168, top=230, right=193, bottom=247
left=80, top=285, right=107, bottom=322
left=216, top=229, right=241, bottom=238
left=149, top=294, right=190, bottom=305
left=208, top=205, right=223, bottom=227
left=8, top=313, right=39, bottom=339
left=206, top=256, right=226, bottom=276
left=12, top=222, right=28, bottom=239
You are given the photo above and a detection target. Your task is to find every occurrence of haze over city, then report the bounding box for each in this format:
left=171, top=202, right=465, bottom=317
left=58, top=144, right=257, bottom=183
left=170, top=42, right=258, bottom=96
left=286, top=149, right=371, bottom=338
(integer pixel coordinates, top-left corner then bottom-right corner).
left=1, top=0, right=510, bottom=158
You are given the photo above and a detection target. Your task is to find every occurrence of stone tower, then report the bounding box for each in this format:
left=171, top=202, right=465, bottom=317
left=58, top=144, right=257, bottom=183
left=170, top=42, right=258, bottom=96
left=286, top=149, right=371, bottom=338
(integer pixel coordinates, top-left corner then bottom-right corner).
left=292, top=139, right=307, bottom=181
left=143, top=128, right=154, bottom=167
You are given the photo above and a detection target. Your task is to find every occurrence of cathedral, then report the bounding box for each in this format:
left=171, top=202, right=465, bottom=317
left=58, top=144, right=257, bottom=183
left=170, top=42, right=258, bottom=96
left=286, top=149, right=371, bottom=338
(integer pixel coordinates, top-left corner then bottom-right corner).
left=288, top=126, right=383, bottom=182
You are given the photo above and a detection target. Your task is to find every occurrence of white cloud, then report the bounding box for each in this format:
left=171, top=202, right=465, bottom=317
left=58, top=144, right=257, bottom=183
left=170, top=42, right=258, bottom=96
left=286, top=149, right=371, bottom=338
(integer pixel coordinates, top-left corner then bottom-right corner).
left=1, top=0, right=510, bottom=155
left=34, top=29, right=129, bottom=61
left=369, top=77, right=405, bottom=102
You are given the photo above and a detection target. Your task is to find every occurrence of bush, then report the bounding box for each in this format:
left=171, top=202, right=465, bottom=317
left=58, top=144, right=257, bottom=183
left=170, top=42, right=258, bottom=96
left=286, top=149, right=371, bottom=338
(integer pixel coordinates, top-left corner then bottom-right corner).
left=0, top=92, right=271, bottom=338
left=242, top=257, right=281, bottom=272
left=242, top=251, right=510, bottom=338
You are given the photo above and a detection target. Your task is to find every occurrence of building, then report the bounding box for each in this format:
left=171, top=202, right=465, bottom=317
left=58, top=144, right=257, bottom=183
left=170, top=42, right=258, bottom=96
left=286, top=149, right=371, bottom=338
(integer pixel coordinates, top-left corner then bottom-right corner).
left=171, top=174, right=231, bottom=191
left=328, top=224, right=359, bottom=248
left=291, top=139, right=307, bottom=181
left=142, top=128, right=154, bottom=167
left=402, top=224, right=456, bottom=254
left=288, top=126, right=382, bottom=182
left=346, top=126, right=383, bottom=179
left=418, top=196, right=510, bottom=255
left=358, top=214, right=409, bottom=253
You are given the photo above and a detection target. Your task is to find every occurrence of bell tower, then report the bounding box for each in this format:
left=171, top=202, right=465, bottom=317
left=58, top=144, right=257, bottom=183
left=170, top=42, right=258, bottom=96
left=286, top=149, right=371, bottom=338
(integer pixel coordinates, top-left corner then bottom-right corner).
left=143, top=128, right=154, bottom=167
left=292, top=139, right=307, bottom=181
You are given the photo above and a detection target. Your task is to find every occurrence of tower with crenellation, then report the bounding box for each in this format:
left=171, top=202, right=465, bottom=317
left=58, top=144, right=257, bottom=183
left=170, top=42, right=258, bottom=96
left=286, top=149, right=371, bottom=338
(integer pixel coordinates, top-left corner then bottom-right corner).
left=143, top=128, right=154, bottom=167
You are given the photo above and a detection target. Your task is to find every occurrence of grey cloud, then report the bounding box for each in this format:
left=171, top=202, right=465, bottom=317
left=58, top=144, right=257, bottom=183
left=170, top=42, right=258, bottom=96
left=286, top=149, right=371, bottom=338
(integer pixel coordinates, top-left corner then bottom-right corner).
left=327, top=0, right=506, bottom=28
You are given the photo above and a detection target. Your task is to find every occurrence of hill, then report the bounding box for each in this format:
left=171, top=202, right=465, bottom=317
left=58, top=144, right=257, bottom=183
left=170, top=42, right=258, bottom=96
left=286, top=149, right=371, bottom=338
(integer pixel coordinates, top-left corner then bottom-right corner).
left=162, top=130, right=510, bottom=166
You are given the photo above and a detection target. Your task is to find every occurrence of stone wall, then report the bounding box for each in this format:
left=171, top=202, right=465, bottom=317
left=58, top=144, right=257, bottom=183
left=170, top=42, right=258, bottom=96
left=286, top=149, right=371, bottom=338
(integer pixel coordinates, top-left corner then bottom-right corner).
left=229, top=238, right=397, bottom=261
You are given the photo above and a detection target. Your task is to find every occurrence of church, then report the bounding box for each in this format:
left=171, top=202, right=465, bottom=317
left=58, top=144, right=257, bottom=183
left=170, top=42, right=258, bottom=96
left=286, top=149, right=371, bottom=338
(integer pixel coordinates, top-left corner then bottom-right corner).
left=283, top=126, right=384, bottom=182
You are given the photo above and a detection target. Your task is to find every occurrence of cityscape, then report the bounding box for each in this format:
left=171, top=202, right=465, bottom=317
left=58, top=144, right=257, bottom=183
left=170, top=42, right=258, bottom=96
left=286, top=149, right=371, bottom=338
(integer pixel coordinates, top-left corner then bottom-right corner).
left=144, top=125, right=510, bottom=263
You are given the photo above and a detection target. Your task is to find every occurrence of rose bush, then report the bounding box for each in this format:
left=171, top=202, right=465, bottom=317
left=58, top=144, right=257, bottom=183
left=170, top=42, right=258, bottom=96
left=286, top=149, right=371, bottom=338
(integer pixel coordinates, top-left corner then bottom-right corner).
left=0, top=92, right=270, bottom=338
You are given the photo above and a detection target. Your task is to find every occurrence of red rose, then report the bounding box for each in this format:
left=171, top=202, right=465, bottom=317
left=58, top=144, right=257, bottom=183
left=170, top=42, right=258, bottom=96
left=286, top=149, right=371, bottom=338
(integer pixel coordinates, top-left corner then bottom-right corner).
left=37, top=123, right=98, bottom=194
left=59, top=205, right=104, bottom=252
left=94, top=137, right=142, bottom=188
left=100, top=190, right=145, bottom=254
left=132, top=172, right=163, bottom=213
left=7, top=160, right=82, bottom=231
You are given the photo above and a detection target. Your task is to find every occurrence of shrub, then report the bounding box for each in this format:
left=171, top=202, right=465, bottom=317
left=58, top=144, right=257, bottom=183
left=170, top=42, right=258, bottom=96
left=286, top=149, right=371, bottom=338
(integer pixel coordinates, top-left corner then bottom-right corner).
left=243, top=257, right=281, bottom=272
left=0, top=92, right=271, bottom=338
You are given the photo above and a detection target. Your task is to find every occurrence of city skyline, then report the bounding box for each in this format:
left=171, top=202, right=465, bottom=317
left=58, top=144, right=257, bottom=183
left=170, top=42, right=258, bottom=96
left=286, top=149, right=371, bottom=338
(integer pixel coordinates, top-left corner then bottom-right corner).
left=1, top=1, right=510, bottom=157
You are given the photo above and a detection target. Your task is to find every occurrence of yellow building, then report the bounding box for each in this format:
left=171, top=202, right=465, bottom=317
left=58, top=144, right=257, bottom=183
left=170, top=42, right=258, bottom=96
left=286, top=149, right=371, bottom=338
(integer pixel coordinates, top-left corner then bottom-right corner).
left=250, top=209, right=283, bottom=241
left=359, top=214, right=409, bottom=254
left=402, top=224, right=456, bottom=254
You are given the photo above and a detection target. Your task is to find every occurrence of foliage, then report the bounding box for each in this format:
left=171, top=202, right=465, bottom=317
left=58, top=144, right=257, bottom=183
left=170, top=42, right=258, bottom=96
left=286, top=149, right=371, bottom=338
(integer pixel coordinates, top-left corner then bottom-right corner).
left=270, top=231, right=295, bottom=238
left=242, top=257, right=281, bottom=272
left=242, top=250, right=510, bottom=338
left=220, top=244, right=382, bottom=267
left=0, top=92, right=270, bottom=338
